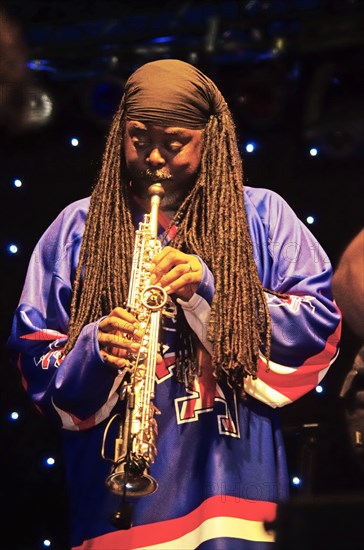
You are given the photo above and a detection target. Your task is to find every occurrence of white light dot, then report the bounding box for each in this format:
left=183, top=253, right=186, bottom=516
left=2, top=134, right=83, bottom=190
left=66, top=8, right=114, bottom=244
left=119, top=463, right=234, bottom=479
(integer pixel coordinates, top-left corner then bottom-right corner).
left=306, top=216, right=315, bottom=225
left=71, top=138, right=79, bottom=147
left=246, top=143, right=255, bottom=153
left=309, top=147, right=318, bottom=156
left=43, top=540, right=51, bottom=548
left=292, top=476, right=302, bottom=486
left=10, top=411, right=19, bottom=421
left=315, top=385, right=323, bottom=394
left=45, top=456, right=56, bottom=466
left=13, top=178, right=23, bottom=188
left=8, top=244, right=18, bottom=254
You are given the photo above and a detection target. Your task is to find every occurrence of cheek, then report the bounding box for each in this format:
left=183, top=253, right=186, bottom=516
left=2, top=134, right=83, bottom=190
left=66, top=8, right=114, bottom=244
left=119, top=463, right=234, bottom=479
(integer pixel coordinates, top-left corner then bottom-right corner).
left=174, top=142, right=203, bottom=176
left=124, top=141, right=142, bottom=172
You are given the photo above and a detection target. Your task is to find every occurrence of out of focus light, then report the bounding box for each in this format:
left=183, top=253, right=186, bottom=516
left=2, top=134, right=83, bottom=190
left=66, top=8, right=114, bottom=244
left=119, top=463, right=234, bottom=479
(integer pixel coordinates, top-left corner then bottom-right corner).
left=25, top=84, right=55, bottom=129
left=246, top=142, right=256, bottom=153
left=44, top=456, right=56, bottom=467
left=43, top=540, right=51, bottom=548
left=306, top=216, right=315, bottom=225
left=70, top=138, right=79, bottom=147
left=309, top=147, right=318, bottom=156
left=315, top=385, right=323, bottom=394
left=9, top=411, right=19, bottom=421
left=292, top=476, right=302, bottom=486
left=13, top=178, right=23, bottom=188
left=8, top=244, right=18, bottom=254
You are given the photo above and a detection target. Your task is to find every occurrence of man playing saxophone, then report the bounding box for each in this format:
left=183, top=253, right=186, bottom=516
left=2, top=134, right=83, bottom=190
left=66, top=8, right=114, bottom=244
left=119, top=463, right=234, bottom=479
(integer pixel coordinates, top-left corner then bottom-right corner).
left=9, top=59, right=341, bottom=549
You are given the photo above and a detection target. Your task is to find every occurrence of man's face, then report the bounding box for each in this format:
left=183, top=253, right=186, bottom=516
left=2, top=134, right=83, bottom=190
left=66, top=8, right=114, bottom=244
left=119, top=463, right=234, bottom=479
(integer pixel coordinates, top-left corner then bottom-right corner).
left=123, top=120, right=204, bottom=211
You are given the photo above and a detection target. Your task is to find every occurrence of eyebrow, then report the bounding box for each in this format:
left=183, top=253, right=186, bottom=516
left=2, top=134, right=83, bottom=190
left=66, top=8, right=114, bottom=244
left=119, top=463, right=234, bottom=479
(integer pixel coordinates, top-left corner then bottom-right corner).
left=128, top=122, right=147, bottom=131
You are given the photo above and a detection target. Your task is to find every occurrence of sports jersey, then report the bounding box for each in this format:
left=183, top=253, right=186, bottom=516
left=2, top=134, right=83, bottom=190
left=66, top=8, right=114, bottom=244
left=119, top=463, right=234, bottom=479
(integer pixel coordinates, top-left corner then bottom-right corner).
left=8, top=186, right=341, bottom=549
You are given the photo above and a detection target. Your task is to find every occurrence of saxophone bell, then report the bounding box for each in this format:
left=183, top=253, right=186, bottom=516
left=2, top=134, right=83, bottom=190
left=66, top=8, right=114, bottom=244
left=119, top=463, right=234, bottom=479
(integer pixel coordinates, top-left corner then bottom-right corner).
left=106, top=459, right=158, bottom=497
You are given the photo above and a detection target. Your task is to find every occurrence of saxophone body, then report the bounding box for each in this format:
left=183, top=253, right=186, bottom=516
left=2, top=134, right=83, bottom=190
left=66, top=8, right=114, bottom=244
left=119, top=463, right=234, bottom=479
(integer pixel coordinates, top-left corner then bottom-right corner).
left=104, top=184, right=166, bottom=500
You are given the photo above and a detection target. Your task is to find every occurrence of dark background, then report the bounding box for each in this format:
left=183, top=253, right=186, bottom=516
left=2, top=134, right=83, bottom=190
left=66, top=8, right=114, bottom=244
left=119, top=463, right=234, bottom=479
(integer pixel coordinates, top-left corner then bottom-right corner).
left=1, top=1, right=363, bottom=549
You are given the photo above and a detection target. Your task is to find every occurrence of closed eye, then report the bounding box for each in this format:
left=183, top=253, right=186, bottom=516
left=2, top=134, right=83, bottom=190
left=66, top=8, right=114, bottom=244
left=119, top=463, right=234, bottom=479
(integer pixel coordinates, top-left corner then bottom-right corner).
left=131, top=136, right=150, bottom=148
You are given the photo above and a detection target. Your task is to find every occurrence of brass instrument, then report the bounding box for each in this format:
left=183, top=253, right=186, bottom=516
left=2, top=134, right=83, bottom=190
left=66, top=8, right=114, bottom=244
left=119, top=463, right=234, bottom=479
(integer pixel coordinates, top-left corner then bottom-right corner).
left=102, top=183, right=166, bottom=526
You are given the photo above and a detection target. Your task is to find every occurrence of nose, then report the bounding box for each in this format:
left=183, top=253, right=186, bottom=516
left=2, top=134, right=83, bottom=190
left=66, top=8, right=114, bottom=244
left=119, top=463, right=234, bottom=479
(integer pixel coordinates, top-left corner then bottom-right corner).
left=146, top=147, right=166, bottom=167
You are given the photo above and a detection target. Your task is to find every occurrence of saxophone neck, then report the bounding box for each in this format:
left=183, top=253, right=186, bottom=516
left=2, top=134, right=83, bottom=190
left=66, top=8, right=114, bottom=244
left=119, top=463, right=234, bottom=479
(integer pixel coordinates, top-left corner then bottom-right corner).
left=148, top=184, right=165, bottom=238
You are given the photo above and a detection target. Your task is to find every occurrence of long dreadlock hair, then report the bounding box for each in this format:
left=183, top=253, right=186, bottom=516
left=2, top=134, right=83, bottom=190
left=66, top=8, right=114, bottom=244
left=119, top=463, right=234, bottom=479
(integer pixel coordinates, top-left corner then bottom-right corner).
left=64, top=102, right=271, bottom=390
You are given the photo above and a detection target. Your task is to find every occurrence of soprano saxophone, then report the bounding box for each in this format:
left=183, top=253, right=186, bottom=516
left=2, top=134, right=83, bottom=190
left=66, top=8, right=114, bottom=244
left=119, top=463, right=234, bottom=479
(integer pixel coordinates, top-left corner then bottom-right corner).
left=102, top=183, right=167, bottom=505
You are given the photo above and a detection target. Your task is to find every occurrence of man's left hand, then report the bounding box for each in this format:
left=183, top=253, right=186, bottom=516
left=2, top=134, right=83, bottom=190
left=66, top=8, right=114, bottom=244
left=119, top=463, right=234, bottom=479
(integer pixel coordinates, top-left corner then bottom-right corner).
left=150, top=246, right=202, bottom=301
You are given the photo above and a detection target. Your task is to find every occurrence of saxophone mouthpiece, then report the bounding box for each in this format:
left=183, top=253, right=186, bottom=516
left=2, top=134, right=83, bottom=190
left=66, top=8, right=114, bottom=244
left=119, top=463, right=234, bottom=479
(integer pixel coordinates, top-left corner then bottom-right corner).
left=148, top=183, right=165, bottom=200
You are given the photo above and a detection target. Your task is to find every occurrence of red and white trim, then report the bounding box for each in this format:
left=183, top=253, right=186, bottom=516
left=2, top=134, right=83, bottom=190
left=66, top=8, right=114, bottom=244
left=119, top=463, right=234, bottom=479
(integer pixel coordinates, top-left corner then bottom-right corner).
left=73, top=495, right=276, bottom=549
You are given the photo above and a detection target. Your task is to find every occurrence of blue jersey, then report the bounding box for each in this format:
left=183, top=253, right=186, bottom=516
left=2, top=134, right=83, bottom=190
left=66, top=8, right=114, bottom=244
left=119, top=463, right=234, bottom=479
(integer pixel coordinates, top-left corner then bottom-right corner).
left=8, top=187, right=341, bottom=549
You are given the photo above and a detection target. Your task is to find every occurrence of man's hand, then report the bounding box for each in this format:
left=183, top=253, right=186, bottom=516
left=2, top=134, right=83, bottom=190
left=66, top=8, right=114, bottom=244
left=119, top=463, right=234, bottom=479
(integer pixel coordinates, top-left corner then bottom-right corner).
left=150, top=246, right=203, bottom=301
left=98, top=307, right=142, bottom=370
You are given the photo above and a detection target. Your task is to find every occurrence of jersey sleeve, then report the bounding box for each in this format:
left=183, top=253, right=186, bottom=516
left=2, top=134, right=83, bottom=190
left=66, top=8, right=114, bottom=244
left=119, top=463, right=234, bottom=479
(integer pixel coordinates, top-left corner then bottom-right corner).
left=8, top=201, right=123, bottom=430
left=244, top=189, right=341, bottom=407
left=179, top=188, right=341, bottom=408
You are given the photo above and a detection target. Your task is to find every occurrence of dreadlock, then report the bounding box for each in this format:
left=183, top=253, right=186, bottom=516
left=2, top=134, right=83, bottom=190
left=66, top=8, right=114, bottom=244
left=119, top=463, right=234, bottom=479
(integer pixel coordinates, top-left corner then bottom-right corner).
left=64, top=101, right=271, bottom=390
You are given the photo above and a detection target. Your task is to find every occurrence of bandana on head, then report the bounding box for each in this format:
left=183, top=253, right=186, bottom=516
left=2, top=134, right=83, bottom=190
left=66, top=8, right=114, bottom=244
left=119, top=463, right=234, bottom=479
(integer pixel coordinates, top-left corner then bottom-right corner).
left=124, top=59, right=227, bottom=129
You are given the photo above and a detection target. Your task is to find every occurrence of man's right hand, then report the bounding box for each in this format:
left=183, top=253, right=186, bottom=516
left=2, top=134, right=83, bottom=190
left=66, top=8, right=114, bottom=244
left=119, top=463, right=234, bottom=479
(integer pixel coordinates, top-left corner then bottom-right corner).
left=98, top=307, right=142, bottom=370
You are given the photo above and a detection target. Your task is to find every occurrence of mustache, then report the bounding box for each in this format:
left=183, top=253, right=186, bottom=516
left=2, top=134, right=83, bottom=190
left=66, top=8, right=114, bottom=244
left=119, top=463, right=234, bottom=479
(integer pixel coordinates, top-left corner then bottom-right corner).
left=139, top=169, right=172, bottom=183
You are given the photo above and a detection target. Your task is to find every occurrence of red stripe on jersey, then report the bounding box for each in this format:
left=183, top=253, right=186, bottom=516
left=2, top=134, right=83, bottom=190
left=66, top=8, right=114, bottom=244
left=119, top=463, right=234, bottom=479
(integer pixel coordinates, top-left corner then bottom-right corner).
left=73, top=495, right=276, bottom=549
left=20, top=329, right=66, bottom=341
left=257, top=321, right=341, bottom=401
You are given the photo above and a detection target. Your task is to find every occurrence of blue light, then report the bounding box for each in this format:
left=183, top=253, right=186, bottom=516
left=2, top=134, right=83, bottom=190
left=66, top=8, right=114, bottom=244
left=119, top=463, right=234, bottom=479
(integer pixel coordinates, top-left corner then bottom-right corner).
left=151, top=36, right=174, bottom=44
left=315, top=385, right=323, bottom=394
left=13, top=178, right=22, bottom=188
left=306, top=216, right=315, bottom=225
left=309, top=147, right=318, bottom=156
left=8, top=244, right=18, bottom=254
left=292, top=476, right=302, bottom=486
left=245, top=142, right=256, bottom=153
left=9, top=411, right=19, bottom=421
left=70, top=138, right=79, bottom=147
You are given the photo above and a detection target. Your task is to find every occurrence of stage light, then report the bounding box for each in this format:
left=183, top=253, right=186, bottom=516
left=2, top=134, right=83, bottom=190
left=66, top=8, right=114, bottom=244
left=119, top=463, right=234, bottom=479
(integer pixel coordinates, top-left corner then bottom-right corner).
left=306, top=216, right=315, bottom=225
left=315, top=385, right=323, bottom=394
left=309, top=148, right=318, bottom=156
left=9, top=411, right=19, bottom=421
left=13, top=178, right=22, bottom=187
left=70, top=138, right=79, bottom=147
left=8, top=244, right=18, bottom=254
left=292, top=476, right=302, bottom=486
left=44, top=456, right=56, bottom=467
left=151, top=36, right=174, bottom=44
left=24, top=83, right=55, bottom=129
left=42, top=540, right=51, bottom=548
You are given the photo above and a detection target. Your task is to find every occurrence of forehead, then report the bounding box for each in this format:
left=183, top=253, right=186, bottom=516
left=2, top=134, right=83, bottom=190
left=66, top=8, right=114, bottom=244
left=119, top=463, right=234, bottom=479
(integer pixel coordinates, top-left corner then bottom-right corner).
left=125, top=120, right=202, bottom=137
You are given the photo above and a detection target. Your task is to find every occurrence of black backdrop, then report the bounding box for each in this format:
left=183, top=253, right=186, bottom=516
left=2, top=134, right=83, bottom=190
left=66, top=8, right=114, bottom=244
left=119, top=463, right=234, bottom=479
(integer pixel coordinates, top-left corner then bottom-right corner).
left=1, top=2, right=364, bottom=548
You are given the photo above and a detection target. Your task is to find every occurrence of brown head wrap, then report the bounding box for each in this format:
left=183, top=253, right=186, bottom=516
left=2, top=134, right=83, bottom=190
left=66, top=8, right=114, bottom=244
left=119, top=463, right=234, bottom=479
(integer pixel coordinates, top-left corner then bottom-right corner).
left=124, top=59, right=227, bottom=129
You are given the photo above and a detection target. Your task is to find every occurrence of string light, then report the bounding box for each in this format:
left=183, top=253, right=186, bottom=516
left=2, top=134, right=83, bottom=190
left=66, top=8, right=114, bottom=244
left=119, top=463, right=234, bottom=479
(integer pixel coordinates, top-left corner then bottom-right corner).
left=44, top=456, right=56, bottom=467
left=245, top=142, right=256, bottom=153
left=7, top=244, right=18, bottom=254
